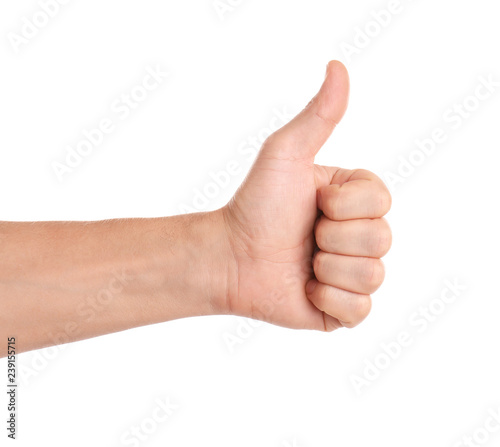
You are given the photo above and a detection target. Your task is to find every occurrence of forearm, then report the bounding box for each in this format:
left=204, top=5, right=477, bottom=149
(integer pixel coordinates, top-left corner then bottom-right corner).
left=0, top=211, right=232, bottom=356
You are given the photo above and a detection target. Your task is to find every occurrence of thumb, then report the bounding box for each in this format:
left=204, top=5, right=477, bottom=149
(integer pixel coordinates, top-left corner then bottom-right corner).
left=263, top=60, right=350, bottom=160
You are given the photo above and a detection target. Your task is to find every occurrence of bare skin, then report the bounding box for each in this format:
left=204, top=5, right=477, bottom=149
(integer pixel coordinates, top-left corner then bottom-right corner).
left=0, top=61, right=391, bottom=357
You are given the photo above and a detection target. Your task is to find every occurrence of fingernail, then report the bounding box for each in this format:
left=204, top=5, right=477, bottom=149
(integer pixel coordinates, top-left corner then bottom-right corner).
left=306, top=280, right=317, bottom=295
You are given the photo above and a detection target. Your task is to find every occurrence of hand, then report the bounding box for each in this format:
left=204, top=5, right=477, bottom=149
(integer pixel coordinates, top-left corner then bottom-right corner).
left=219, top=61, right=392, bottom=331
left=0, top=61, right=391, bottom=356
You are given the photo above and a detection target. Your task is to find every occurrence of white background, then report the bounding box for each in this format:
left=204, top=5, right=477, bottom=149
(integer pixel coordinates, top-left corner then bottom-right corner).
left=1, top=0, right=500, bottom=446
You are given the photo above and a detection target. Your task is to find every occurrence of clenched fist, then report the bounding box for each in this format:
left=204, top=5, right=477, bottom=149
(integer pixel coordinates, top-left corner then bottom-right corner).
left=219, top=61, right=392, bottom=331
left=1, top=61, right=392, bottom=357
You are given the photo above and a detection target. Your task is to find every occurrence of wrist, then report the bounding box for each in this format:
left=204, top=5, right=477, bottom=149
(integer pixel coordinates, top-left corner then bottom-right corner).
left=156, top=210, right=237, bottom=319
left=189, top=209, right=236, bottom=317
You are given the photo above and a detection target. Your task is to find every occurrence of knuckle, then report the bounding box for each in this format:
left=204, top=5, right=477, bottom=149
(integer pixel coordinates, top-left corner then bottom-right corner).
left=370, top=219, right=392, bottom=257
left=261, top=130, right=297, bottom=156
left=315, top=218, right=331, bottom=251
left=262, top=130, right=282, bottom=147
left=362, top=258, right=385, bottom=292
left=323, top=314, right=342, bottom=332
left=315, top=284, right=329, bottom=310
left=315, top=219, right=326, bottom=248
left=331, top=187, right=343, bottom=219
left=355, top=168, right=374, bottom=179
left=376, top=185, right=392, bottom=216
left=313, top=250, right=325, bottom=275
left=321, top=186, right=342, bottom=219
left=343, top=294, right=372, bottom=327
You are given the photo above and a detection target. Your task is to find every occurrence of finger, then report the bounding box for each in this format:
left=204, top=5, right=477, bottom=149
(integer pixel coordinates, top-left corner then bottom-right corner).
left=313, top=251, right=385, bottom=295
left=306, top=280, right=372, bottom=328
left=323, top=313, right=345, bottom=332
left=317, top=169, right=392, bottom=221
left=261, top=61, right=350, bottom=160
left=315, top=216, right=392, bottom=258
